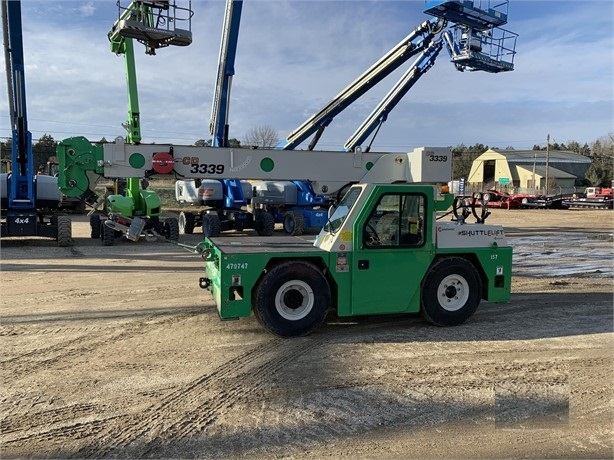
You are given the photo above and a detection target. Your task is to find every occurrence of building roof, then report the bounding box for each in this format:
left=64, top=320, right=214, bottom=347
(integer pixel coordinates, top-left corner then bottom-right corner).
left=485, top=149, right=592, bottom=164
left=515, top=165, right=577, bottom=179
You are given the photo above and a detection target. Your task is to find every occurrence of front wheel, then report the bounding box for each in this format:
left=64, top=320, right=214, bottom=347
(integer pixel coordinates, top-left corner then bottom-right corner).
left=89, top=214, right=101, bottom=239
left=421, top=257, right=482, bottom=326
left=179, top=211, right=196, bottom=234
left=253, top=261, right=330, bottom=337
left=101, top=221, right=115, bottom=246
left=56, top=215, right=72, bottom=247
left=202, top=213, right=222, bottom=237
left=255, top=211, right=275, bottom=236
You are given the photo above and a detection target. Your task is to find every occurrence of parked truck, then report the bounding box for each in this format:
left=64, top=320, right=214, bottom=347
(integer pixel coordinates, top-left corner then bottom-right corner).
left=562, top=185, right=613, bottom=209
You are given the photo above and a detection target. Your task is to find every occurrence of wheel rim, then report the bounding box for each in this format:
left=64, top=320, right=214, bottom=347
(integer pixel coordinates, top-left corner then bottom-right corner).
left=274, top=280, right=314, bottom=320
left=437, top=274, right=470, bottom=312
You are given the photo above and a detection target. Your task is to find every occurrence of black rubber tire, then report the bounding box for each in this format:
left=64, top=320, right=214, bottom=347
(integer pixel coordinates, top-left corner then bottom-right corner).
left=421, top=257, right=482, bottom=327
left=164, top=217, right=180, bottom=242
left=179, top=211, right=196, bottom=235
left=89, top=214, right=101, bottom=239
left=283, top=211, right=305, bottom=236
left=253, top=261, right=330, bottom=337
left=56, top=215, right=72, bottom=247
left=50, top=213, right=67, bottom=227
left=255, top=211, right=275, bottom=236
left=202, top=214, right=222, bottom=237
left=101, top=221, right=115, bottom=246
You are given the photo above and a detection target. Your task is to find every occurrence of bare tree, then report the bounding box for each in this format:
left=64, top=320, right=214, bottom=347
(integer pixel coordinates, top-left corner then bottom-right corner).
left=244, top=125, right=279, bottom=149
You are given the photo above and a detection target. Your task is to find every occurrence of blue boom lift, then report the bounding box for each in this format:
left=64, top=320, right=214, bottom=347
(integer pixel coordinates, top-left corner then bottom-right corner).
left=0, top=0, right=71, bottom=246
left=254, top=0, right=517, bottom=235
left=176, top=0, right=280, bottom=237
left=262, top=0, right=517, bottom=235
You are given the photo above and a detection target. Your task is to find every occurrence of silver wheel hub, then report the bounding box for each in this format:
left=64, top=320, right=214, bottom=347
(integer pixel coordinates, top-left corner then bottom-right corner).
left=275, top=280, right=314, bottom=320
left=437, top=274, right=469, bottom=312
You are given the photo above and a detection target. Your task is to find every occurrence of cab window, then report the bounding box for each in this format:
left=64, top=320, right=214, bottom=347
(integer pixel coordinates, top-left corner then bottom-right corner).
left=363, top=193, right=425, bottom=247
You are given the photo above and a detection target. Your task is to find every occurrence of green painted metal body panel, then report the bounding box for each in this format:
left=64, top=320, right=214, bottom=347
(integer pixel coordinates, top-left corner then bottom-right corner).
left=436, top=245, right=513, bottom=302
left=203, top=236, right=329, bottom=320
left=201, top=183, right=513, bottom=322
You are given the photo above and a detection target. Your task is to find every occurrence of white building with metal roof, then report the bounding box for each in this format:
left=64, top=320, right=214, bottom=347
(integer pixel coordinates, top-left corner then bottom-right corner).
left=467, top=149, right=592, bottom=193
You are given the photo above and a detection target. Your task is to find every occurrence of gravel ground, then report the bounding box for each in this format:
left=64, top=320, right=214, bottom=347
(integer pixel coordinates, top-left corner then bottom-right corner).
left=1, top=208, right=612, bottom=459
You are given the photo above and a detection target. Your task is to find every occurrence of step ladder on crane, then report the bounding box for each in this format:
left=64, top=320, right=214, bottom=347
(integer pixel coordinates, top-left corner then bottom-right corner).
left=424, top=0, right=517, bottom=73
left=109, top=0, right=194, bottom=55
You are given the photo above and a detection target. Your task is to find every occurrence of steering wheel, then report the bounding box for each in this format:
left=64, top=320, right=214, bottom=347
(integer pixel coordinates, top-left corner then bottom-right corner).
left=365, top=223, right=380, bottom=245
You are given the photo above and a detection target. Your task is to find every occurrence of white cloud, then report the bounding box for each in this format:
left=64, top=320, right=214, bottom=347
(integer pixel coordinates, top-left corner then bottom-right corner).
left=1, top=0, right=612, bottom=151
left=78, top=2, right=96, bottom=17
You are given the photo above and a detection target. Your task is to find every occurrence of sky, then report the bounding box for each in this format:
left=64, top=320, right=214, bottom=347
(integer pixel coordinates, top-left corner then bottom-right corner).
left=1, top=0, right=613, bottom=152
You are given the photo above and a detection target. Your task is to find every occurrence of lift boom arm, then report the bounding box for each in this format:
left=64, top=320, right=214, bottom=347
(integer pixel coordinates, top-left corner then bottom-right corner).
left=277, top=18, right=445, bottom=151
left=2, top=0, right=34, bottom=208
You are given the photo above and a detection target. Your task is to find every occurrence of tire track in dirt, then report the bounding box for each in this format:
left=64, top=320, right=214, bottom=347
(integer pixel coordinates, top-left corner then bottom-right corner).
left=3, top=307, right=202, bottom=381
left=1, top=309, right=203, bottom=453
left=82, top=319, right=433, bottom=458
left=75, top=334, right=329, bottom=458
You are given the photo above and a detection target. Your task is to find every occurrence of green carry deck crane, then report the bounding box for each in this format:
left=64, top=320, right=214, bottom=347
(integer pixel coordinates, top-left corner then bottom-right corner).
left=56, top=0, right=516, bottom=337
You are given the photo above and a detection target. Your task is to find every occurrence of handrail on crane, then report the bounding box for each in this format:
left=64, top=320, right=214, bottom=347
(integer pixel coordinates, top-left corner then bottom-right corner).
left=109, top=0, right=193, bottom=55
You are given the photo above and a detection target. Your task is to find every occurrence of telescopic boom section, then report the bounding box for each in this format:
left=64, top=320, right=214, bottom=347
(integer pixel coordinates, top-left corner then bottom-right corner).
left=277, top=18, right=446, bottom=151
left=210, top=0, right=243, bottom=148
left=2, top=0, right=34, bottom=207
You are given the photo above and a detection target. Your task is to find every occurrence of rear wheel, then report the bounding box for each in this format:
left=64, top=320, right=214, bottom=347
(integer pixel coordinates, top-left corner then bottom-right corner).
left=179, top=211, right=196, bottom=234
left=202, top=213, right=222, bottom=237
left=283, top=211, right=305, bottom=236
left=421, top=257, right=481, bottom=326
left=164, top=217, right=179, bottom=242
left=255, top=211, right=275, bottom=236
left=89, top=214, right=101, bottom=239
left=253, top=261, right=330, bottom=337
left=101, top=221, right=115, bottom=246
left=56, top=215, right=72, bottom=247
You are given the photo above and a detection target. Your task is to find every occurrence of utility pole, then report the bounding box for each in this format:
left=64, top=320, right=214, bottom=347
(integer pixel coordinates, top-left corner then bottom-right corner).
left=545, top=133, right=550, bottom=196
left=531, top=151, right=536, bottom=193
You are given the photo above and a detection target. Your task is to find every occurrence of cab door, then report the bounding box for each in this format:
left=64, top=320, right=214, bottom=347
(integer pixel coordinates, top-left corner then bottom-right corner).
left=350, top=192, right=433, bottom=315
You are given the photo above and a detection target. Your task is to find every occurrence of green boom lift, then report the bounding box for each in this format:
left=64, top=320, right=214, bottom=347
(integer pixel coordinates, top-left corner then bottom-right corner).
left=84, top=0, right=193, bottom=245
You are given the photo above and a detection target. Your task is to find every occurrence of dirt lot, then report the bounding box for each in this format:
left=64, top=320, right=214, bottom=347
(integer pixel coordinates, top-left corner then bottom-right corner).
left=1, top=209, right=613, bottom=459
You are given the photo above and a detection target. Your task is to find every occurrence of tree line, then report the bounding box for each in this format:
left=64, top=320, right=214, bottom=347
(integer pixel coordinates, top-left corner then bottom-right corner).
left=2, top=130, right=612, bottom=187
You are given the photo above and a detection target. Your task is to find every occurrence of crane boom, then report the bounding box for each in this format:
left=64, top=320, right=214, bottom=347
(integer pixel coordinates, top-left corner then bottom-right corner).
left=57, top=136, right=451, bottom=198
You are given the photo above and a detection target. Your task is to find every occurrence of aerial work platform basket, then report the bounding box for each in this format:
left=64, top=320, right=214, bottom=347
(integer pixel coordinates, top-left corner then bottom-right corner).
left=424, top=0, right=508, bottom=30
left=425, top=0, right=517, bottom=73
left=110, top=1, right=193, bottom=54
